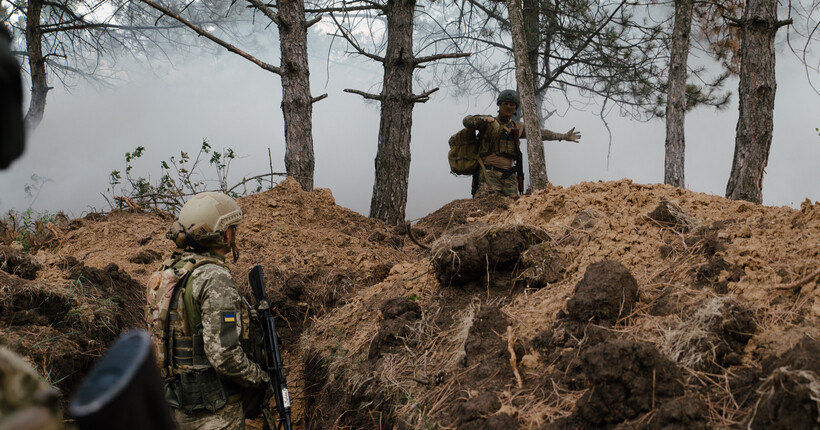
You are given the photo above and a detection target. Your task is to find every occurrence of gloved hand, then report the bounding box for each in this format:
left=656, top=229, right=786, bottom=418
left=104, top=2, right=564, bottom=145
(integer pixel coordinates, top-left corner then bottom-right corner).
left=563, top=128, right=581, bottom=142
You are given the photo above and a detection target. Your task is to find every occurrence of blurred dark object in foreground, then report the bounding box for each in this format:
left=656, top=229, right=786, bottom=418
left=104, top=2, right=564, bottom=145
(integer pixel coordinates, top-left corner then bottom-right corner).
left=0, top=24, right=25, bottom=170
left=68, top=330, right=175, bottom=430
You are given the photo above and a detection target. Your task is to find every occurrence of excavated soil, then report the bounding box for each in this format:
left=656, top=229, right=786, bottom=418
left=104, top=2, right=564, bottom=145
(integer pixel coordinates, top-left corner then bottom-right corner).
left=1, top=178, right=819, bottom=429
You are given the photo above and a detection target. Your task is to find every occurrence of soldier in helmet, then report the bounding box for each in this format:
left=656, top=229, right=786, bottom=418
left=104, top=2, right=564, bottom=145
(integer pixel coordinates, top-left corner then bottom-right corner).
left=463, top=89, right=581, bottom=197
left=152, top=192, right=269, bottom=429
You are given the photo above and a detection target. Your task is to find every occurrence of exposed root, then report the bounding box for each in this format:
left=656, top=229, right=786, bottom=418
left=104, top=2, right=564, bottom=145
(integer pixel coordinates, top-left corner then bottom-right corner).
left=507, top=326, right=523, bottom=389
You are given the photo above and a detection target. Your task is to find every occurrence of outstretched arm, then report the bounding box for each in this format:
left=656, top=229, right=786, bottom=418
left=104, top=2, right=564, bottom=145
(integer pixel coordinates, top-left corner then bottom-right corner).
left=539, top=127, right=581, bottom=142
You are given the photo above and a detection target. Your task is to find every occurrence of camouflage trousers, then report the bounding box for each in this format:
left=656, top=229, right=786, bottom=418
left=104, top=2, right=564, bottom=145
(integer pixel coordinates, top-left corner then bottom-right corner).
left=172, top=402, right=245, bottom=430
left=477, top=167, right=518, bottom=197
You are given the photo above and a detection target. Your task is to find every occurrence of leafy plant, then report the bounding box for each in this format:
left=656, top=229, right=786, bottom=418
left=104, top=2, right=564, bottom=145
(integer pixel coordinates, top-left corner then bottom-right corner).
left=105, top=140, right=283, bottom=214
left=7, top=208, right=59, bottom=253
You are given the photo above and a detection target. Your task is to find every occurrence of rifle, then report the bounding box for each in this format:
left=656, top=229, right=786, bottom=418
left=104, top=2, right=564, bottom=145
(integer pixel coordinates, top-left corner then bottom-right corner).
left=513, top=127, right=525, bottom=194
left=249, top=265, right=293, bottom=430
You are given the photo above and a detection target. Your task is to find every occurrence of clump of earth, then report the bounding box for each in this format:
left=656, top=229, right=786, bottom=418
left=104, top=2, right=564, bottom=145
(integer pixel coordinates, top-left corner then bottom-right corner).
left=1, top=178, right=819, bottom=429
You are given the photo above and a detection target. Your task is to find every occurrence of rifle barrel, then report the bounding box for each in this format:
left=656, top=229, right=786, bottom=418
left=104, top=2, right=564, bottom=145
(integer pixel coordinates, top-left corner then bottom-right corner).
left=248, top=265, right=293, bottom=430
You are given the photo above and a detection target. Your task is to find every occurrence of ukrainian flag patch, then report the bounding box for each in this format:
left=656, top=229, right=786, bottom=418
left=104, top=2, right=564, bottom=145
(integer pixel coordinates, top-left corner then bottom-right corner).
left=223, top=313, right=236, bottom=322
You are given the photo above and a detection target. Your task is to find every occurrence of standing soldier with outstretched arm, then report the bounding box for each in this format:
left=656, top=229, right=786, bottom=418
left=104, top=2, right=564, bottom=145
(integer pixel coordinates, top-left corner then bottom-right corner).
left=463, top=89, right=581, bottom=197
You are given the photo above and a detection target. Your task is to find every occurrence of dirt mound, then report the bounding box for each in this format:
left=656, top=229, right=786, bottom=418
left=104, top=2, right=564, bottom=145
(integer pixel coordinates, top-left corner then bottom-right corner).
left=298, top=180, right=820, bottom=429
left=0, top=258, right=143, bottom=401
left=2, top=178, right=819, bottom=428
left=414, top=189, right=513, bottom=239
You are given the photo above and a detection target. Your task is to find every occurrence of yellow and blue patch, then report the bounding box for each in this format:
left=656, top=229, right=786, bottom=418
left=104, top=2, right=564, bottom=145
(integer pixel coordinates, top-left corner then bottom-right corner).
left=223, top=313, right=236, bottom=323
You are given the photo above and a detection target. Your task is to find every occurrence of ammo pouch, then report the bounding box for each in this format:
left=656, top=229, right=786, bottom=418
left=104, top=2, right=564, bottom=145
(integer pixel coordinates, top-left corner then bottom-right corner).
left=170, top=367, right=228, bottom=413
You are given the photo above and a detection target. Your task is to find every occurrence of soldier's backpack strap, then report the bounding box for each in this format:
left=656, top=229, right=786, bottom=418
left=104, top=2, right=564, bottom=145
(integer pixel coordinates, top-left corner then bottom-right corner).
left=180, top=256, right=228, bottom=332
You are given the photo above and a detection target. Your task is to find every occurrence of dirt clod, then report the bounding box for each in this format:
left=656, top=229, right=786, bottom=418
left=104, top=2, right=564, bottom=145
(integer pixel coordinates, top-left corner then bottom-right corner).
left=563, top=260, right=638, bottom=326
left=0, top=246, right=41, bottom=280
left=663, top=297, right=756, bottom=371
left=648, top=200, right=699, bottom=232
left=518, top=242, right=566, bottom=288
left=738, top=337, right=820, bottom=429
left=129, top=249, right=161, bottom=264
left=570, top=339, right=685, bottom=426
left=430, top=223, right=547, bottom=286
left=647, top=395, right=708, bottom=430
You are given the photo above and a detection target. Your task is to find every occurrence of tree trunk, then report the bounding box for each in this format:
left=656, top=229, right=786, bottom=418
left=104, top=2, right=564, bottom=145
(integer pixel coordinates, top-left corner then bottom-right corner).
left=507, top=0, right=548, bottom=189
left=664, top=0, right=694, bottom=188
left=25, top=0, right=47, bottom=130
left=523, top=0, right=548, bottom=131
left=278, top=0, right=315, bottom=191
left=725, top=0, right=782, bottom=204
left=369, top=0, right=415, bottom=225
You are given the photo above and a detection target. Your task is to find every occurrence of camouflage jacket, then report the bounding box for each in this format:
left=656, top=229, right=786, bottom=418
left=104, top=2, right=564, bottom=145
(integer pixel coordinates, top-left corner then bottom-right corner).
left=183, top=252, right=269, bottom=388
left=463, top=115, right=566, bottom=142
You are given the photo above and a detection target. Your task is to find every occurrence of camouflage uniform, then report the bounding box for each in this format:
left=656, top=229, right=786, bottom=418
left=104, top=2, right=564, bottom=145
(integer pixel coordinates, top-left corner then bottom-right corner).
left=479, top=168, right=519, bottom=197
left=164, top=252, right=269, bottom=430
left=463, top=115, right=569, bottom=197
left=0, top=347, right=62, bottom=430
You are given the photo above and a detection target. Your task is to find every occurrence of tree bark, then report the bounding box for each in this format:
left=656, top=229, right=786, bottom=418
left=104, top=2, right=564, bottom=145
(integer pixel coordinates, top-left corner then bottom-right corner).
left=664, top=0, right=694, bottom=188
left=725, top=0, right=782, bottom=204
left=523, top=0, right=549, bottom=132
left=24, top=0, right=47, bottom=130
left=507, top=0, right=548, bottom=189
left=278, top=0, right=315, bottom=191
left=369, top=0, right=415, bottom=224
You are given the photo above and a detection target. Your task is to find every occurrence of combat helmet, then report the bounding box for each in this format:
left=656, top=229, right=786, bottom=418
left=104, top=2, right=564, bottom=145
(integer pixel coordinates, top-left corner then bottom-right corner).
left=166, top=192, right=242, bottom=261
left=497, top=89, right=520, bottom=106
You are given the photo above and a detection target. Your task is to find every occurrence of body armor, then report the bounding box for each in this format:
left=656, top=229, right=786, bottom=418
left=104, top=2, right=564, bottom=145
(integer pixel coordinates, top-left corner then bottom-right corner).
left=145, top=253, right=264, bottom=413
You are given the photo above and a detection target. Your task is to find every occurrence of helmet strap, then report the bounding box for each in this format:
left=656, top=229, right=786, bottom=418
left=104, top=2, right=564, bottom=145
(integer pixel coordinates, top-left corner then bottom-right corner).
left=230, top=239, right=239, bottom=263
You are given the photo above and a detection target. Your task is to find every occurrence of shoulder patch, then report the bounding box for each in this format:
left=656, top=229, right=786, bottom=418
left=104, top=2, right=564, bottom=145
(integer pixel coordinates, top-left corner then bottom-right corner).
left=219, top=310, right=239, bottom=347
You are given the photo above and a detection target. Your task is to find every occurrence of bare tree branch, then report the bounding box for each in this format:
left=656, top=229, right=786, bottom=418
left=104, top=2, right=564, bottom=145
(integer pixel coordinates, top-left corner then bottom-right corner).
left=306, top=15, right=323, bottom=27
left=328, top=12, right=385, bottom=63
left=412, top=87, right=438, bottom=102
left=414, top=51, right=470, bottom=65
left=343, top=88, right=383, bottom=100
left=39, top=23, right=181, bottom=34
left=245, top=0, right=280, bottom=25
left=544, top=0, right=628, bottom=89
left=140, top=0, right=282, bottom=75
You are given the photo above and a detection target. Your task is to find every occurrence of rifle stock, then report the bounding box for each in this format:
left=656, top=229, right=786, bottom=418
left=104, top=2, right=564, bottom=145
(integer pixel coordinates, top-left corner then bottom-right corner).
left=249, top=265, right=293, bottom=430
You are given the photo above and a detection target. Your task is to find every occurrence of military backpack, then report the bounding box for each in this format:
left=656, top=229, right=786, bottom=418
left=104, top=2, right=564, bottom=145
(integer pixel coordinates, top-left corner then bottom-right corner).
left=145, top=253, right=224, bottom=380
left=447, top=128, right=480, bottom=175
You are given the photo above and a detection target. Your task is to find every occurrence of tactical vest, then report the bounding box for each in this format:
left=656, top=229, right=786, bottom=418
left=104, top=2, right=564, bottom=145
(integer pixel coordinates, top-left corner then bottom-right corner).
left=145, top=253, right=264, bottom=413
left=479, top=118, right=518, bottom=158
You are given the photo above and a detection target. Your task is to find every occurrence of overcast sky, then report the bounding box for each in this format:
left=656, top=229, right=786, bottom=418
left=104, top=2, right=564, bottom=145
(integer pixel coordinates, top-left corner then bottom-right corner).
left=1, top=21, right=818, bottom=221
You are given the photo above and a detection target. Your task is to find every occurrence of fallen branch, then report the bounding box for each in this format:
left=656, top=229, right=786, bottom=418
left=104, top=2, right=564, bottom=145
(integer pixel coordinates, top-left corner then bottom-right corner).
left=81, top=249, right=104, bottom=261
left=507, top=326, right=523, bottom=389
left=776, top=267, right=820, bottom=290
left=114, top=196, right=142, bottom=210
